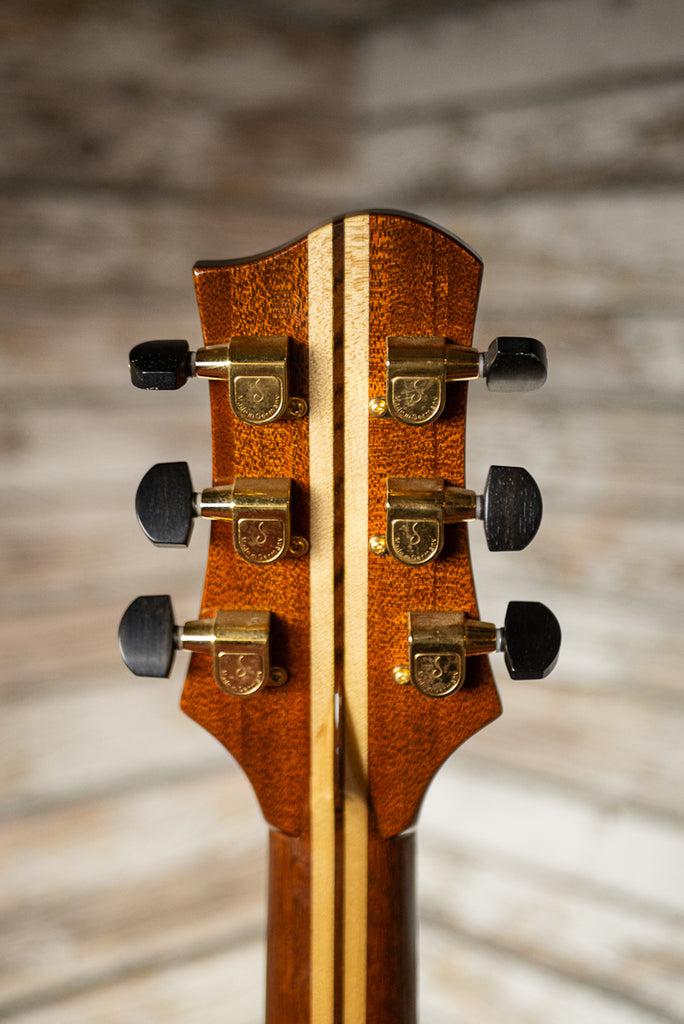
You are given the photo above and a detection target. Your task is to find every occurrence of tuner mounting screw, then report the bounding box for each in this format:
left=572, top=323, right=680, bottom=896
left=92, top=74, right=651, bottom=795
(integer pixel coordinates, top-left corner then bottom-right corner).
left=288, top=536, right=310, bottom=557
left=269, top=666, right=289, bottom=687
left=369, top=397, right=388, bottom=418
left=287, top=397, right=308, bottom=418
left=369, top=534, right=388, bottom=556
left=393, top=665, right=411, bottom=686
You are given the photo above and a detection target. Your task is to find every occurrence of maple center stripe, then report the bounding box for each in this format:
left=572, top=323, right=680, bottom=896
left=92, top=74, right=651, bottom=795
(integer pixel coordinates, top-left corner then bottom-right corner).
left=308, top=223, right=336, bottom=1024
left=343, top=214, right=370, bottom=1024
left=309, top=215, right=370, bottom=1024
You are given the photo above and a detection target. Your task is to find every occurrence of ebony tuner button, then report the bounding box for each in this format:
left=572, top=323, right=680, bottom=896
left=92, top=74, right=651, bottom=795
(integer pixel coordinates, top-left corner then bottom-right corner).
left=482, top=337, right=547, bottom=392
left=479, top=466, right=543, bottom=551
left=118, top=595, right=177, bottom=678
left=502, top=601, right=561, bottom=680
left=129, top=340, right=193, bottom=390
left=136, top=462, right=195, bottom=546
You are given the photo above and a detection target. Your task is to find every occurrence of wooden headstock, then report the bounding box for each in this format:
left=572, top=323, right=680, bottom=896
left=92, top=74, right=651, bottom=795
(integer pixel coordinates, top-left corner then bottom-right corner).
left=119, top=210, right=559, bottom=1024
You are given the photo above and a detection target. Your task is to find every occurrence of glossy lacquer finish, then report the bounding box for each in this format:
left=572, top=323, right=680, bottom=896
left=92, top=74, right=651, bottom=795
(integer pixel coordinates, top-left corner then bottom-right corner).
left=180, top=212, right=501, bottom=1024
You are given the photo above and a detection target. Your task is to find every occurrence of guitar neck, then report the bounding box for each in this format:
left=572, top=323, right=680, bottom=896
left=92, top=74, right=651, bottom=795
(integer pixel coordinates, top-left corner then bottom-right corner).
left=266, top=823, right=416, bottom=1024
left=120, top=209, right=558, bottom=1023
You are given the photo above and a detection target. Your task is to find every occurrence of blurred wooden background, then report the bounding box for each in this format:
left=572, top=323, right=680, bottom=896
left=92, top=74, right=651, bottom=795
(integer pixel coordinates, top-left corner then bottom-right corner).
left=1, top=1, right=683, bottom=1021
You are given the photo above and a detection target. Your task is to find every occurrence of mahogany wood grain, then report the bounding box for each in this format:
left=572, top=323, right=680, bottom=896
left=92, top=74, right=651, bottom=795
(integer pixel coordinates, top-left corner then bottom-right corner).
left=266, top=830, right=311, bottom=1024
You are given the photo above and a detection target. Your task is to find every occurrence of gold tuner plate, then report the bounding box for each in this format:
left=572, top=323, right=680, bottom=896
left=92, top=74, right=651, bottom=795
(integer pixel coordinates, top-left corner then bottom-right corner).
left=180, top=609, right=283, bottom=697
left=407, top=610, right=497, bottom=697
left=198, top=477, right=295, bottom=565
left=383, top=478, right=477, bottom=566
left=194, top=335, right=305, bottom=425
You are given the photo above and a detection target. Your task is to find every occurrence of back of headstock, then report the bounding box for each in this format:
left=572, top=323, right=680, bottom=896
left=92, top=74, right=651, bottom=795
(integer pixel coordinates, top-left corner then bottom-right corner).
left=118, top=210, right=560, bottom=1024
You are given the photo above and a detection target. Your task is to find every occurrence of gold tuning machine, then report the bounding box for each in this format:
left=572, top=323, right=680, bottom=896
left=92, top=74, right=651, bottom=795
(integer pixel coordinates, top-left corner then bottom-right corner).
left=376, top=335, right=547, bottom=426
left=136, top=462, right=308, bottom=565
left=129, top=335, right=307, bottom=425
left=377, top=467, right=542, bottom=565
left=382, top=477, right=473, bottom=565
left=199, top=477, right=298, bottom=564
left=394, top=602, right=561, bottom=697
left=399, top=610, right=497, bottom=697
left=181, top=608, right=281, bottom=697
left=118, top=596, right=287, bottom=697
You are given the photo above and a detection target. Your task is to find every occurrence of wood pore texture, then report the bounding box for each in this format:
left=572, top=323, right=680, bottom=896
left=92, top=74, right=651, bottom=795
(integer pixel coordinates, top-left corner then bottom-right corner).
left=1, top=2, right=683, bottom=1023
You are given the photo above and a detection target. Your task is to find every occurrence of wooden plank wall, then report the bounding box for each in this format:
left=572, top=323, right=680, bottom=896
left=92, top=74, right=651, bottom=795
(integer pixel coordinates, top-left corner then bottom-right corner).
left=1, top=1, right=683, bottom=1021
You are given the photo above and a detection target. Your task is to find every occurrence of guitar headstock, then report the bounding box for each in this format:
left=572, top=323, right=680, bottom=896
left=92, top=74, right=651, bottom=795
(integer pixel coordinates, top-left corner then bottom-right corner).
left=119, top=210, right=560, bottom=840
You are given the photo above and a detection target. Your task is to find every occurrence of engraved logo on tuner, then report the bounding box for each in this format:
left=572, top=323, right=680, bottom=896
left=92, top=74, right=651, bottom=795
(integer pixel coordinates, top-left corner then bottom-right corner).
left=217, top=652, right=265, bottom=696
left=391, top=376, right=441, bottom=424
left=414, top=652, right=463, bottom=697
left=390, top=518, right=440, bottom=564
left=234, top=375, right=282, bottom=423
left=237, top=517, right=285, bottom=563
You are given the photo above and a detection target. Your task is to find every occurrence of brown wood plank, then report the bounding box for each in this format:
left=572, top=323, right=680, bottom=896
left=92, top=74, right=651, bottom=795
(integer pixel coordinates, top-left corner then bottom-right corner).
left=359, top=0, right=684, bottom=112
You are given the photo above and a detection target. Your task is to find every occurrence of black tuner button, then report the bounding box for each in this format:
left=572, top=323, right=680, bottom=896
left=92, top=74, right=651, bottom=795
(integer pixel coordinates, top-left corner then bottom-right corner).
left=136, top=462, right=195, bottom=546
left=480, top=466, right=542, bottom=551
left=129, top=340, right=193, bottom=390
left=502, top=601, right=561, bottom=680
left=118, top=595, right=177, bottom=678
left=482, top=337, right=547, bottom=392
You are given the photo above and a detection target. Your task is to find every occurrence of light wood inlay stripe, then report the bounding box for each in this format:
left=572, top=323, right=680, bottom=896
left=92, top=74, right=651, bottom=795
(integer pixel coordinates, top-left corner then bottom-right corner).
left=308, top=223, right=336, bottom=1024
left=343, top=214, right=370, bottom=1024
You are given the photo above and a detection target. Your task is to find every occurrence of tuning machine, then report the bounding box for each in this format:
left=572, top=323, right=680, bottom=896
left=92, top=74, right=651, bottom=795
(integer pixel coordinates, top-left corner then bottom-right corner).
left=135, top=462, right=308, bottom=564
left=394, top=601, right=561, bottom=697
left=372, top=466, right=542, bottom=565
left=118, top=595, right=287, bottom=697
left=129, top=336, right=307, bottom=425
left=375, top=335, right=547, bottom=425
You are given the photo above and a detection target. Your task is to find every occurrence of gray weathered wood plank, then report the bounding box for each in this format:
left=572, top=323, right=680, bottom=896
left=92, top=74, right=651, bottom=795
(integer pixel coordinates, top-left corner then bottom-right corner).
left=358, top=0, right=684, bottom=111
left=1, top=1, right=682, bottom=1021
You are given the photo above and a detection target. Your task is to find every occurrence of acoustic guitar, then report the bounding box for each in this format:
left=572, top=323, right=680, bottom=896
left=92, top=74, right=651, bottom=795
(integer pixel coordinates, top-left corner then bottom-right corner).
left=118, top=210, right=560, bottom=1024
